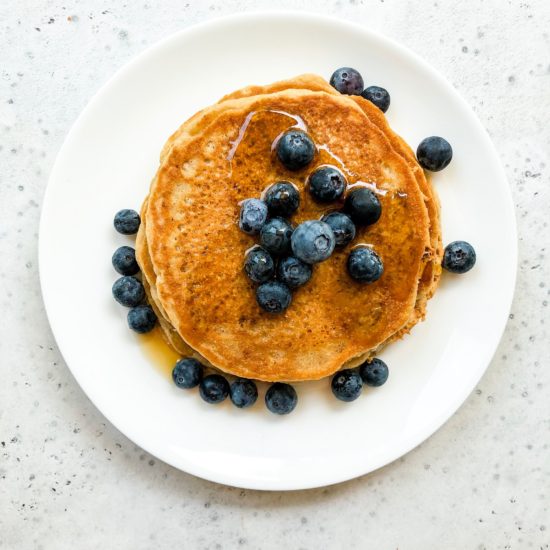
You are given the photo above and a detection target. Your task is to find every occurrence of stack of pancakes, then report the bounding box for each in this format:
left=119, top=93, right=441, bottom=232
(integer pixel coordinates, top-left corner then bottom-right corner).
left=136, top=74, right=442, bottom=382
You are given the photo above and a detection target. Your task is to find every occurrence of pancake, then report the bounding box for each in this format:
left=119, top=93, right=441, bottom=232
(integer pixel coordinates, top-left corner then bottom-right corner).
left=143, top=88, right=432, bottom=381
left=142, top=76, right=441, bottom=365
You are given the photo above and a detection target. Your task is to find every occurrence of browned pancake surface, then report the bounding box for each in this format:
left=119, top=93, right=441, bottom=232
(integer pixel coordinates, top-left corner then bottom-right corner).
left=145, top=90, right=430, bottom=380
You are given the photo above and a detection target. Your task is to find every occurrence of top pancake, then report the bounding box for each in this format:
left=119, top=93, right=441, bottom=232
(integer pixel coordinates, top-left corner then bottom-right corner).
left=144, top=87, right=431, bottom=380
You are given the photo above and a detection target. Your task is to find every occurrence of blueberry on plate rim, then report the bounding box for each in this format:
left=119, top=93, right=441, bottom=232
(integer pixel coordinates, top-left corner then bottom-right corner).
left=276, top=129, right=316, bottom=171
left=239, top=198, right=269, bottom=235
left=291, top=220, right=336, bottom=264
left=112, top=276, right=145, bottom=307
left=331, top=369, right=363, bottom=402
left=172, top=357, right=204, bottom=389
left=127, top=304, right=157, bottom=334
left=416, top=136, right=453, bottom=172
left=359, top=358, right=389, bottom=387
left=329, top=67, right=364, bottom=95
left=265, top=383, right=298, bottom=415
left=442, top=240, right=476, bottom=274
left=199, top=374, right=230, bottom=404
left=361, top=85, right=391, bottom=113
left=347, top=246, right=384, bottom=283
left=230, top=378, right=259, bottom=408
left=244, top=246, right=276, bottom=283
left=256, top=281, right=292, bottom=314
left=114, top=209, right=141, bottom=235
left=112, top=245, right=140, bottom=276
left=264, top=181, right=300, bottom=217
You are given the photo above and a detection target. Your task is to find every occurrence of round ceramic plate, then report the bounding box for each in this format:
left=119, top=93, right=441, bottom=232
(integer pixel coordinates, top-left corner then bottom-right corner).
left=39, top=12, right=516, bottom=490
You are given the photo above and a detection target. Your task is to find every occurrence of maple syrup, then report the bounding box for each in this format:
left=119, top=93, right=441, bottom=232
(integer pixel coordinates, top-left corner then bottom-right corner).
left=139, top=325, right=180, bottom=378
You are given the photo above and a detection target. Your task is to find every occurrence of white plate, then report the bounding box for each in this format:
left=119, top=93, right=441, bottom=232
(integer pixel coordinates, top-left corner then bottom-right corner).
left=39, top=12, right=517, bottom=490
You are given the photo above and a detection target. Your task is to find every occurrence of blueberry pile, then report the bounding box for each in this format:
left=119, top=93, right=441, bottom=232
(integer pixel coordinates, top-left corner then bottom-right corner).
left=330, top=66, right=476, bottom=274
left=240, top=130, right=385, bottom=314
left=112, top=209, right=158, bottom=333
left=171, top=356, right=299, bottom=414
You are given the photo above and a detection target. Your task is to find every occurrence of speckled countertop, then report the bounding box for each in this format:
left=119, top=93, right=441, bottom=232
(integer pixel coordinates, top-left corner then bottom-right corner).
left=1, top=1, right=549, bottom=548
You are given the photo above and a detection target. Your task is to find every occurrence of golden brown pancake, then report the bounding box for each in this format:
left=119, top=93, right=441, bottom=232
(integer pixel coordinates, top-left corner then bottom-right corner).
left=142, top=76, right=441, bottom=364
left=143, top=88, right=431, bottom=381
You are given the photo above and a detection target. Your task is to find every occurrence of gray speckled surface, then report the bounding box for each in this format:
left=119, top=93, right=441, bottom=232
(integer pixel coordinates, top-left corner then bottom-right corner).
left=1, top=1, right=549, bottom=548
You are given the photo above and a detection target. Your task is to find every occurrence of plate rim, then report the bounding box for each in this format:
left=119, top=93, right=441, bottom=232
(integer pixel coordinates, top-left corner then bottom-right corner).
left=38, top=10, right=518, bottom=491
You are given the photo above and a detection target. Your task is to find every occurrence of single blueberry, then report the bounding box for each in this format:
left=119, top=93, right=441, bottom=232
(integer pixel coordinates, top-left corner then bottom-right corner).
left=112, top=245, right=139, bottom=276
left=199, top=374, right=230, bottom=404
left=331, top=369, right=363, bottom=402
left=347, top=247, right=384, bottom=283
left=329, top=67, right=364, bottom=95
left=344, top=188, right=382, bottom=226
left=112, top=276, right=145, bottom=307
left=359, top=358, right=389, bottom=387
left=127, top=305, right=157, bottom=333
left=244, top=247, right=275, bottom=283
left=277, top=256, right=312, bottom=289
left=239, top=198, right=268, bottom=235
left=361, top=85, right=391, bottom=113
left=230, top=378, right=258, bottom=408
left=264, top=181, right=300, bottom=217
left=172, top=357, right=204, bottom=389
left=114, top=209, right=140, bottom=235
left=256, top=281, right=292, bottom=314
left=416, top=136, right=453, bottom=172
left=308, top=166, right=347, bottom=202
left=276, top=130, right=316, bottom=171
left=442, top=241, right=476, bottom=274
left=265, top=383, right=298, bottom=415
left=291, top=220, right=336, bottom=264
left=260, top=217, right=293, bottom=256
left=321, top=212, right=356, bottom=248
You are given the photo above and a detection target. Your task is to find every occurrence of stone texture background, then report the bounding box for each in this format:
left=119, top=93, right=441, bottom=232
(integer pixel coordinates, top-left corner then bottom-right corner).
left=1, top=1, right=549, bottom=548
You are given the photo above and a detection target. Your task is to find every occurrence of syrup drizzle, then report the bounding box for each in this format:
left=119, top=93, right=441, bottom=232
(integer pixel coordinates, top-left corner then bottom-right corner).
left=316, top=144, right=356, bottom=178
left=227, top=110, right=307, bottom=163
left=347, top=180, right=389, bottom=197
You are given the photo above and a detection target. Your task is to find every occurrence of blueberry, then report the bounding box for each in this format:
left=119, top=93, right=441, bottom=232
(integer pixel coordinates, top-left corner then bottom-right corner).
left=239, top=198, right=268, bottom=235
left=442, top=241, right=476, bottom=274
left=331, top=369, right=363, bottom=402
left=127, top=305, right=157, bottom=333
left=260, top=217, right=293, bottom=256
left=114, top=209, right=140, bottom=235
left=172, top=357, right=204, bottom=389
left=277, top=256, right=312, bottom=289
left=230, top=378, right=258, bottom=408
left=344, top=188, right=382, bottom=226
left=265, top=383, right=297, bottom=415
left=329, top=67, right=364, bottom=95
left=112, top=276, right=145, bottom=307
left=291, top=220, right=335, bottom=264
left=256, top=281, right=292, bottom=314
left=244, top=247, right=275, bottom=283
left=321, top=212, right=356, bottom=248
left=416, top=136, right=453, bottom=172
left=276, top=130, right=316, bottom=171
left=308, top=166, right=347, bottom=202
left=264, top=181, right=300, bottom=217
left=361, top=86, right=391, bottom=113
left=199, top=374, right=230, bottom=404
left=359, top=358, right=389, bottom=387
left=112, top=245, right=139, bottom=276
left=347, top=247, right=384, bottom=283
